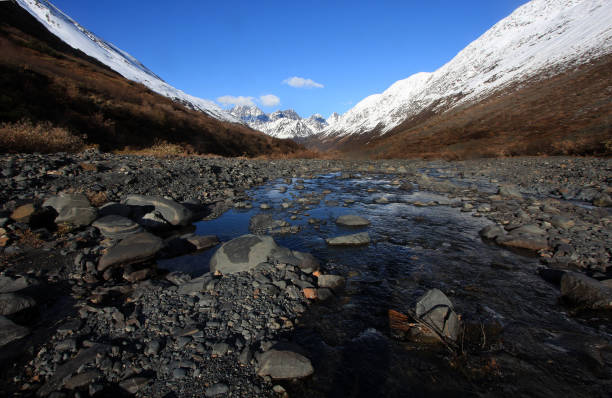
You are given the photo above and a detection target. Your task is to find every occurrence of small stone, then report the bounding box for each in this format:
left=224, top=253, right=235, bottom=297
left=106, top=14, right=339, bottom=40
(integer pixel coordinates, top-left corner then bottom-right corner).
left=212, top=342, right=229, bottom=356
left=97, top=232, right=164, bottom=271
left=123, top=195, right=193, bottom=226
left=335, top=215, right=370, bottom=227
left=205, top=383, right=229, bottom=397
left=415, top=289, right=459, bottom=342
left=10, top=203, right=36, bottom=223
left=0, top=315, right=29, bottom=346
left=119, top=377, right=150, bottom=394
left=302, top=288, right=317, bottom=299
left=257, top=349, right=314, bottom=380
left=317, top=275, right=345, bottom=291
left=326, top=232, right=370, bottom=246
left=550, top=215, right=575, bottom=229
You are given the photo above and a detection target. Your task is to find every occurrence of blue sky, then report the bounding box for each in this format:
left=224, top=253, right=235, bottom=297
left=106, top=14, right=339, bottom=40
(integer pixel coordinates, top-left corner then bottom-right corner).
left=52, top=0, right=527, bottom=119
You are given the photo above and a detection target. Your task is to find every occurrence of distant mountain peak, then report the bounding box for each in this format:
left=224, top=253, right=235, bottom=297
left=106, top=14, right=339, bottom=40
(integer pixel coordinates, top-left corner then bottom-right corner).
left=229, top=107, right=328, bottom=140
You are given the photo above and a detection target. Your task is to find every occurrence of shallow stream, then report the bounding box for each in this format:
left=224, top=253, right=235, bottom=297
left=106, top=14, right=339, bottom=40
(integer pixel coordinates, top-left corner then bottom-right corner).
left=160, top=172, right=611, bottom=397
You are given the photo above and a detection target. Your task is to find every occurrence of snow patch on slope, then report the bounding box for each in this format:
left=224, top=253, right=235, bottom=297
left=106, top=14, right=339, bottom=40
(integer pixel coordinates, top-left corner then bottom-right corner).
left=325, top=0, right=612, bottom=138
left=16, top=0, right=239, bottom=123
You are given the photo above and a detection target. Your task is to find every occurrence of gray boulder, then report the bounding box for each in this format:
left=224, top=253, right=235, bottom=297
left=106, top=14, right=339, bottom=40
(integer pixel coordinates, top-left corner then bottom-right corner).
left=335, top=215, right=370, bottom=227
left=0, top=293, right=36, bottom=315
left=0, top=315, right=29, bottom=347
left=92, top=215, right=142, bottom=240
left=123, top=195, right=193, bottom=226
left=326, top=232, right=370, bottom=246
left=0, top=275, right=33, bottom=293
left=317, top=275, right=346, bottom=291
left=561, top=272, right=612, bottom=310
left=98, top=232, right=164, bottom=271
left=257, top=349, right=314, bottom=380
left=44, top=193, right=97, bottom=226
left=210, top=235, right=279, bottom=275
left=415, top=288, right=459, bottom=342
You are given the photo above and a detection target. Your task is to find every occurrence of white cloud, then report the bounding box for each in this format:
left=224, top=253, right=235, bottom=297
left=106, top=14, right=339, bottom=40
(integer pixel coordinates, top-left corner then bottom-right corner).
left=283, top=76, right=324, bottom=89
left=216, top=95, right=255, bottom=107
left=259, top=94, right=280, bottom=107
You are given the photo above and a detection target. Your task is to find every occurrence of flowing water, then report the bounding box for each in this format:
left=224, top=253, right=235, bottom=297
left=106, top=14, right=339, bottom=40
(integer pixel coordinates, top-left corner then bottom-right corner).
left=159, top=173, right=611, bottom=397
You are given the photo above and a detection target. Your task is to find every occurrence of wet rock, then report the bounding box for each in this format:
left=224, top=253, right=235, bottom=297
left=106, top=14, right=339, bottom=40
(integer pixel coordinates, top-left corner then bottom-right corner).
left=326, top=232, right=370, bottom=246
left=249, top=214, right=289, bottom=234
left=497, top=234, right=549, bottom=252
left=415, top=288, right=459, bottom=342
left=44, top=193, right=97, bottom=226
left=92, top=215, right=142, bottom=240
left=510, top=224, right=547, bottom=236
left=210, top=234, right=279, bottom=274
left=98, top=232, right=164, bottom=271
left=560, top=272, right=612, bottom=310
left=498, top=184, right=523, bottom=199
left=335, top=214, right=370, bottom=227
left=206, top=383, right=230, bottom=397
left=257, top=349, right=314, bottom=380
left=177, top=273, right=213, bottom=295
left=123, top=195, right=193, bottom=226
left=0, top=293, right=36, bottom=315
left=273, top=250, right=320, bottom=273
left=0, top=315, right=29, bottom=346
left=317, top=274, right=346, bottom=291
left=186, top=234, right=219, bottom=250
left=479, top=224, right=505, bottom=240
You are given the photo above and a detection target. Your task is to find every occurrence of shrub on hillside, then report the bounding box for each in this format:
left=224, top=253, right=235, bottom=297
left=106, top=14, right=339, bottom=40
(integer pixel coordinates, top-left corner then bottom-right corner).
left=0, top=119, right=85, bottom=153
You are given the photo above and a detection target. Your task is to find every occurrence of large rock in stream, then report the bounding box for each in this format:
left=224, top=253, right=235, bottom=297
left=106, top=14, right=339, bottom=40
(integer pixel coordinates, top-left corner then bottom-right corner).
left=416, top=289, right=460, bottom=342
left=257, top=349, right=314, bottom=380
left=210, top=235, right=279, bottom=275
left=335, top=214, right=370, bottom=227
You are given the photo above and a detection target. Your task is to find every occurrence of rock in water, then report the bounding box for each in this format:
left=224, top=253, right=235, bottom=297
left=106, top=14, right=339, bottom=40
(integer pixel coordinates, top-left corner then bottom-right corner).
left=210, top=234, right=279, bottom=274
left=325, top=232, right=370, bottom=246
left=560, top=272, right=612, bottom=310
left=123, top=195, right=193, bottom=226
left=335, top=215, right=370, bottom=227
left=415, top=289, right=460, bottom=342
left=44, top=193, right=97, bottom=226
left=257, top=349, right=314, bottom=380
left=97, top=232, right=164, bottom=271
left=0, top=315, right=29, bottom=347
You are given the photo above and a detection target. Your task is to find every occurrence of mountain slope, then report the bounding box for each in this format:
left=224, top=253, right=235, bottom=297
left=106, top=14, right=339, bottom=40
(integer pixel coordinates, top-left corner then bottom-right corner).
left=0, top=1, right=301, bottom=156
left=15, top=0, right=239, bottom=123
left=229, top=105, right=332, bottom=140
left=316, top=0, right=612, bottom=157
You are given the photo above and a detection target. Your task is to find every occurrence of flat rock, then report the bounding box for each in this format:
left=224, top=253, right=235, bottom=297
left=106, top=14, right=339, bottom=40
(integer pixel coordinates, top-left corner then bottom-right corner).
left=206, top=383, right=230, bottom=397
left=186, top=235, right=219, bottom=250
left=92, top=215, right=142, bottom=240
left=561, top=272, right=612, bottom=310
left=0, top=275, right=32, bottom=293
left=550, top=215, right=575, bottom=229
left=326, top=232, right=370, bottom=246
left=0, top=293, right=36, bottom=315
left=317, top=274, right=346, bottom=291
left=335, top=214, right=370, bottom=227
left=416, top=288, right=459, bottom=342
left=10, top=203, right=36, bottom=223
left=498, top=184, right=523, bottom=199
left=0, top=315, right=29, bottom=347
left=511, top=224, right=547, bottom=236
left=210, top=234, right=279, bottom=274
left=119, top=377, right=150, bottom=394
left=123, top=195, right=193, bottom=226
left=497, top=234, right=549, bottom=252
left=44, top=193, right=97, bottom=226
left=257, top=349, right=314, bottom=380
left=98, top=232, right=164, bottom=271
left=64, top=370, right=102, bottom=390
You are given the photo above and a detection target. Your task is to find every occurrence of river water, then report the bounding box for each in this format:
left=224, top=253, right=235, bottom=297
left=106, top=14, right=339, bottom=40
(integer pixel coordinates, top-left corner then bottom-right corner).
left=159, top=172, right=611, bottom=397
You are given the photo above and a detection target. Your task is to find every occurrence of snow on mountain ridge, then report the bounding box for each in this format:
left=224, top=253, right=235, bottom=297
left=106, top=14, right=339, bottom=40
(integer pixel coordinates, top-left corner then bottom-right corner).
left=229, top=105, right=329, bottom=139
left=324, top=0, right=612, bottom=138
left=15, top=0, right=240, bottom=124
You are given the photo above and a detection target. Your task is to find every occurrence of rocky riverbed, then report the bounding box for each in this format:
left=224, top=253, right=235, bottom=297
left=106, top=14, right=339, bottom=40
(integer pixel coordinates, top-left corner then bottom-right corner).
left=0, top=152, right=611, bottom=397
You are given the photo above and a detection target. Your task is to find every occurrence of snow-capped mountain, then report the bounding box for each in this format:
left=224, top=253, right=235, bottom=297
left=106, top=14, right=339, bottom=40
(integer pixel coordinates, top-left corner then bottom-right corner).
left=228, top=106, right=334, bottom=140
left=322, top=0, right=612, bottom=139
left=15, top=0, right=239, bottom=123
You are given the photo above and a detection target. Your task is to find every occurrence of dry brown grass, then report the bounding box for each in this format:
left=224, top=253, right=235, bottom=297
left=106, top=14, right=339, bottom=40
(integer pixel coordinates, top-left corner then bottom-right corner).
left=0, top=119, right=85, bottom=153
left=114, top=139, right=194, bottom=158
